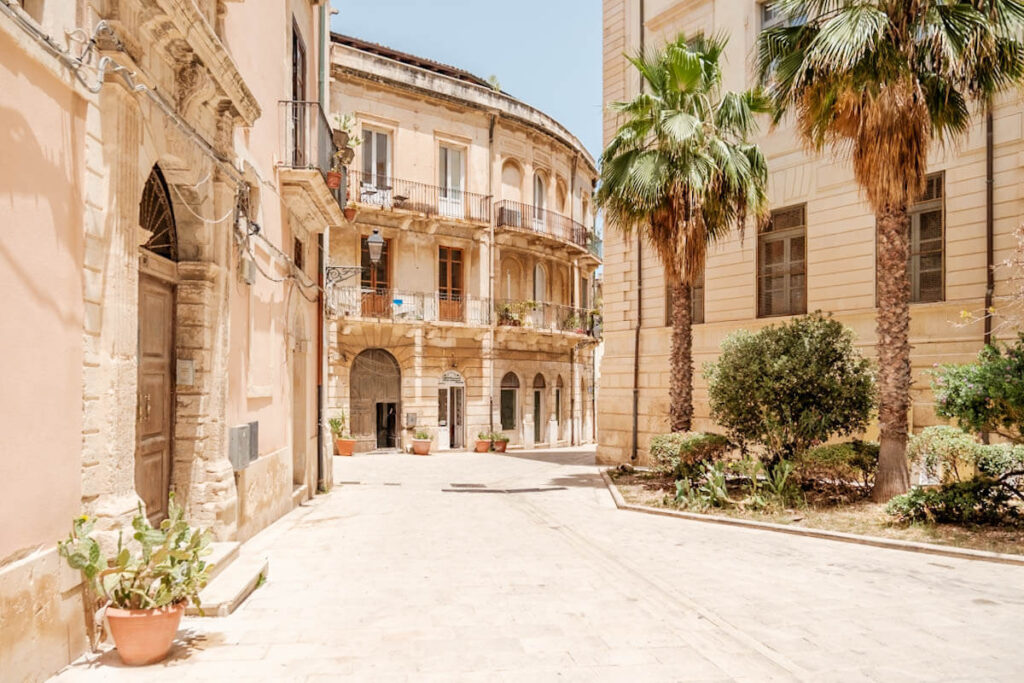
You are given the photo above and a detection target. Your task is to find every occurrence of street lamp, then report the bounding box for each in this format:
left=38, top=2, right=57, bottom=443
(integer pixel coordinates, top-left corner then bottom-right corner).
left=367, top=229, right=384, bottom=266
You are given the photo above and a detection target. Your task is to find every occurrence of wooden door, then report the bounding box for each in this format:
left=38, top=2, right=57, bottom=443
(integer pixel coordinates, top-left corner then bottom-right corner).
left=136, top=274, right=175, bottom=525
left=438, top=246, right=463, bottom=322
left=291, top=21, right=307, bottom=167
left=361, top=236, right=392, bottom=317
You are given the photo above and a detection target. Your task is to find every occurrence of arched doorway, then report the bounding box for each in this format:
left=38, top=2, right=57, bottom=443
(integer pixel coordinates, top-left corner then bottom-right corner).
left=350, top=349, right=401, bottom=450
left=532, top=373, right=546, bottom=444
left=438, top=370, right=465, bottom=450
left=136, top=166, right=178, bottom=524
left=499, top=372, right=520, bottom=433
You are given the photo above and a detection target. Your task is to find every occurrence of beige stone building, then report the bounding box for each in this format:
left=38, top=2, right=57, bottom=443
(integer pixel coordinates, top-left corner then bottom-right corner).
left=0, top=1, right=340, bottom=679
left=327, top=35, right=602, bottom=452
left=599, top=0, right=1024, bottom=466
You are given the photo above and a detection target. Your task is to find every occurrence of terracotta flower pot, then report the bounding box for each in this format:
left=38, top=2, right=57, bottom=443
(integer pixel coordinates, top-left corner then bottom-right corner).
left=106, top=602, right=185, bottom=666
left=474, top=439, right=492, bottom=453
left=326, top=171, right=342, bottom=189
left=493, top=440, right=508, bottom=453
left=412, top=439, right=431, bottom=455
left=343, top=206, right=356, bottom=221
left=334, top=437, right=356, bottom=456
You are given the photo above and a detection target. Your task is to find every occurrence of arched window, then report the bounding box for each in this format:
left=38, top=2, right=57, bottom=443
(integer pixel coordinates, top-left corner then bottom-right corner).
left=533, top=373, right=546, bottom=389
left=502, top=160, right=523, bottom=202
left=533, top=173, right=546, bottom=224
left=533, top=263, right=547, bottom=302
left=139, top=166, right=178, bottom=262
left=500, top=372, right=519, bottom=430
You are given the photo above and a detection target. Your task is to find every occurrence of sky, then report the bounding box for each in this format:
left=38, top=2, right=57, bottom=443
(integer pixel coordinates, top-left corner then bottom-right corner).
left=329, top=0, right=603, bottom=160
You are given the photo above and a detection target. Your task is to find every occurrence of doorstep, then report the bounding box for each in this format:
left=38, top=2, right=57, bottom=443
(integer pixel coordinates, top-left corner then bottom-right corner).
left=186, top=553, right=269, bottom=617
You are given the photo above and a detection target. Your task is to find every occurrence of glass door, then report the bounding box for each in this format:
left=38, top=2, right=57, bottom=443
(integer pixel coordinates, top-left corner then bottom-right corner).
left=438, top=145, right=464, bottom=218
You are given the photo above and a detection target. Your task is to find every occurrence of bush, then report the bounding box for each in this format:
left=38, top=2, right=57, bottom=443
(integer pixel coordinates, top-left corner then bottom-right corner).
left=932, top=335, right=1024, bottom=443
left=649, top=432, right=730, bottom=479
left=906, top=426, right=983, bottom=483
left=792, top=440, right=879, bottom=490
left=886, top=480, right=1019, bottom=526
left=705, top=313, right=876, bottom=462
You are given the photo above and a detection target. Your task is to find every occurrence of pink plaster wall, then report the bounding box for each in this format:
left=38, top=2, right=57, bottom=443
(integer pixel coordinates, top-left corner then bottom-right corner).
left=0, top=28, right=85, bottom=559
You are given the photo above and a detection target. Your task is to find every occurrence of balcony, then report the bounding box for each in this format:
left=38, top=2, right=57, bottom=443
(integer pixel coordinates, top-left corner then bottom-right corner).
left=327, top=285, right=492, bottom=326
left=494, top=200, right=598, bottom=259
left=349, top=171, right=491, bottom=224
left=495, top=300, right=601, bottom=339
left=278, top=101, right=346, bottom=227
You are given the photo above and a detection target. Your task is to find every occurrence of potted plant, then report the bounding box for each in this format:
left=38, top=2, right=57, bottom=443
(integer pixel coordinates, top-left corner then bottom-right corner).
left=326, top=163, right=343, bottom=190
left=492, top=433, right=510, bottom=453
left=474, top=432, right=492, bottom=453
left=329, top=412, right=356, bottom=456
left=412, top=429, right=432, bottom=455
left=343, top=202, right=357, bottom=222
left=58, top=495, right=212, bottom=666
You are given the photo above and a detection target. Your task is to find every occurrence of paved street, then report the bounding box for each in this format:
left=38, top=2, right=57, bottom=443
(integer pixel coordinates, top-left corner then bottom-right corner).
left=52, top=447, right=1024, bottom=682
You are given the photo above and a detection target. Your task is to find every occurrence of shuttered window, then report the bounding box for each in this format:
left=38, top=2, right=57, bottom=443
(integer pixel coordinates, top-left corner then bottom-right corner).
left=909, top=173, right=944, bottom=303
left=758, top=204, right=807, bottom=318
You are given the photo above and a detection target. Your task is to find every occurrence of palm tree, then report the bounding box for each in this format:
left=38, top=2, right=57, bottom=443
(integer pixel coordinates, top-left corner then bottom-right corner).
left=757, top=0, right=1024, bottom=500
left=598, top=34, right=769, bottom=433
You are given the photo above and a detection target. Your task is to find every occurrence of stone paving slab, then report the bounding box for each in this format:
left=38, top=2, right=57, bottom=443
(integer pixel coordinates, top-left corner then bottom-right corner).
left=49, top=447, right=1024, bottom=682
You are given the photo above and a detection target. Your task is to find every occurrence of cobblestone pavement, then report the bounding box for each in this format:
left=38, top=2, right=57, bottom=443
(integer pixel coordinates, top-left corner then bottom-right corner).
left=51, top=447, right=1024, bottom=682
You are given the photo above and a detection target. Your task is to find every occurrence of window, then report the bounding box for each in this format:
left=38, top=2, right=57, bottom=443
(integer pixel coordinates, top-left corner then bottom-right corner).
left=360, top=129, right=391, bottom=200
left=760, top=2, right=785, bottom=29
left=533, top=173, right=546, bottom=226
left=581, top=277, right=589, bottom=310
left=664, top=269, right=705, bottom=325
left=292, top=237, right=305, bottom=272
left=439, top=145, right=464, bottom=218
left=534, top=264, right=547, bottom=302
left=500, top=372, right=520, bottom=429
left=438, top=246, right=464, bottom=321
left=758, top=205, right=807, bottom=317
left=909, top=173, right=944, bottom=303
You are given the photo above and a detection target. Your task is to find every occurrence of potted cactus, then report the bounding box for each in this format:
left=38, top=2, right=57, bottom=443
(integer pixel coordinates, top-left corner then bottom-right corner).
left=329, top=412, right=356, bottom=456
left=58, top=495, right=212, bottom=666
left=474, top=432, right=492, bottom=453
left=412, top=429, right=432, bottom=455
left=492, top=432, right=510, bottom=453
left=343, top=202, right=357, bottom=221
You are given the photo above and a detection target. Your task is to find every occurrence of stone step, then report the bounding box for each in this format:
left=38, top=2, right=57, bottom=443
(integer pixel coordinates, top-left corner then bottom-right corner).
left=186, top=554, right=268, bottom=617
left=205, top=541, right=240, bottom=582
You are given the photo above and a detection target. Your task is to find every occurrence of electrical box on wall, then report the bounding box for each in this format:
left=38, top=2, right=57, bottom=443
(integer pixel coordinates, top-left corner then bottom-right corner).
left=228, top=424, right=251, bottom=470
left=240, top=256, right=255, bottom=285
left=405, top=413, right=417, bottom=428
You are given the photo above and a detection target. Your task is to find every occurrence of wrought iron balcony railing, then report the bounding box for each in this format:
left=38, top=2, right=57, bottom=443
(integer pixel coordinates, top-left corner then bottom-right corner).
left=494, top=200, right=596, bottom=254
left=279, top=100, right=344, bottom=207
left=349, top=170, right=490, bottom=224
left=327, top=286, right=492, bottom=325
left=494, top=299, right=601, bottom=339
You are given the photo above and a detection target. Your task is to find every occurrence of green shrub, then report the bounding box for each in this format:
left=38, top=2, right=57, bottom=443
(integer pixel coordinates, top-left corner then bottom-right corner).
left=932, top=335, right=1024, bottom=443
left=649, top=432, right=730, bottom=479
left=793, top=440, right=879, bottom=490
left=705, top=312, right=876, bottom=463
left=907, top=426, right=984, bottom=483
left=886, top=480, right=1019, bottom=526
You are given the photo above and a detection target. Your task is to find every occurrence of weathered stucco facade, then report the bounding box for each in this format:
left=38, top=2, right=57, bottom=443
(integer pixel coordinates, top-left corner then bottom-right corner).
left=328, top=36, right=601, bottom=452
left=599, top=0, right=1024, bottom=466
left=0, top=1, right=338, bottom=680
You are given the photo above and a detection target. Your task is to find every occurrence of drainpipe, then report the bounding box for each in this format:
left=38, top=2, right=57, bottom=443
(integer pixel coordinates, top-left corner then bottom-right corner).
left=984, top=106, right=995, bottom=347
left=570, top=345, right=576, bottom=446
left=317, top=2, right=327, bottom=107
left=630, top=0, right=645, bottom=462
left=488, top=113, right=497, bottom=433
left=316, top=233, right=326, bottom=492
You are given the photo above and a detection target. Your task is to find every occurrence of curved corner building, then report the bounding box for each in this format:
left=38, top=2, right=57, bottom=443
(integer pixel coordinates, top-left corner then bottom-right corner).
left=327, top=34, right=602, bottom=453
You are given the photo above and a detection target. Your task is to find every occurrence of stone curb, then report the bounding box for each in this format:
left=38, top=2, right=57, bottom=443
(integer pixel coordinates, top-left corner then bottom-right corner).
left=600, top=470, right=1024, bottom=568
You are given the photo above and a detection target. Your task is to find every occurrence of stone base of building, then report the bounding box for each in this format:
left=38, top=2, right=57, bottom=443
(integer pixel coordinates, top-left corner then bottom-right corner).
left=0, top=547, right=87, bottom=683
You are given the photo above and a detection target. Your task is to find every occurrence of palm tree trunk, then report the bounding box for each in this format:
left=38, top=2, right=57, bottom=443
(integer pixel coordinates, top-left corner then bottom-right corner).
left=669, top=278, right=693, bottom=433
left=872, top=204, right=912, bottom=502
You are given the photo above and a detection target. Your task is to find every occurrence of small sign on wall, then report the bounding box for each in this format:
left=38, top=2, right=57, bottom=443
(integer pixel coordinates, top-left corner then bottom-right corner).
left=176, top=359, right=195, bottom=386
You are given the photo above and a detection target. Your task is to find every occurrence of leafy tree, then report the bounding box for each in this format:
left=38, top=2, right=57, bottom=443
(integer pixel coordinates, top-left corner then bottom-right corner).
left=933, top=335, right=1024, bottom=443
left=705, top=313, right=876, bottom=463
left=757, top=0, right=1024, bottom=501
left=597, top=33, right=769, bottom=432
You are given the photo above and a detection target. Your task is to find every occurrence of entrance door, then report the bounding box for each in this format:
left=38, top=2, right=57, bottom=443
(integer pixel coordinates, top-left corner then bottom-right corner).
left=136, top=274, right=175, bottom=525
left=376, top=402, right=397, bottom=448
left=438, top=385, right=464, bottom=449
left=533, top=389, right=542, bottom=443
